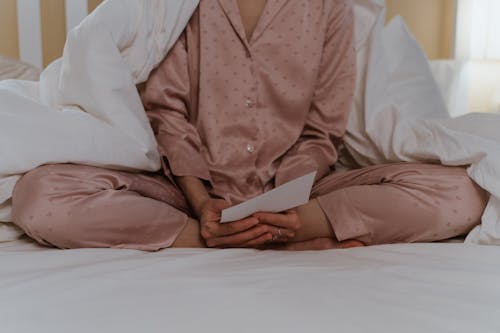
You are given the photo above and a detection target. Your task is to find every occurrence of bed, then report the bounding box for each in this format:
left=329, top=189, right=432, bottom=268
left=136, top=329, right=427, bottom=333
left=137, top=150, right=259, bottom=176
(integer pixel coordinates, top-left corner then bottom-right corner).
left=2, top=237, right=500, bottom=333
left=1, top=90, right=497, bottom=333
left=2, top=2, right=500, bottom=332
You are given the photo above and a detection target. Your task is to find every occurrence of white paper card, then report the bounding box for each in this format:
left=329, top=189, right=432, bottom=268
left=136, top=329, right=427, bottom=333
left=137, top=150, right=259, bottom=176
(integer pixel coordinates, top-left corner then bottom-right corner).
left=220, top=171, right=317, bottom=223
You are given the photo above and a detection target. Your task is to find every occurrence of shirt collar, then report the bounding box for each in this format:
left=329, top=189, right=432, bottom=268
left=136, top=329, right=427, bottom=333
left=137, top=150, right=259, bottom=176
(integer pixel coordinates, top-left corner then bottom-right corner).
left=217, top=0, right=289, bottom=46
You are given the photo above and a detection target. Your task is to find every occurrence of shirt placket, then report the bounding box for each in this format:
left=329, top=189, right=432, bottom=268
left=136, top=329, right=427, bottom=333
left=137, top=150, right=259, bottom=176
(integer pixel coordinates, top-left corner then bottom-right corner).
left=218, top=0, right=265, bottom=192
left=242, top=46, right=265, bottom=191
left=242, top=44, right=259, bottom=151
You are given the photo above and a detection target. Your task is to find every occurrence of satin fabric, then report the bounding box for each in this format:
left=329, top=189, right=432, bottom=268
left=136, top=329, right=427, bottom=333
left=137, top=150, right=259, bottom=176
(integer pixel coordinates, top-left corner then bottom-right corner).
left=11, top=162, right=487, bottom=250
left=8, top=1, right=489, bottom=250
left=141, top=0, right=356, bottom=205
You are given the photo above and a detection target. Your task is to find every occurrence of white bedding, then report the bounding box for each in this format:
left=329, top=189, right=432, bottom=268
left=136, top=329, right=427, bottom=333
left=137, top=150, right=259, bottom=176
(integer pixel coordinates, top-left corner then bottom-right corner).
left=1, top=238, right=500, bottom=333
left=0, top=0, right=199, bottom=240
left=2, top=3, right=500, bottom=332
left=345, top=2, right=500, bottom=245
left=2, top=0, right=500, bottom=245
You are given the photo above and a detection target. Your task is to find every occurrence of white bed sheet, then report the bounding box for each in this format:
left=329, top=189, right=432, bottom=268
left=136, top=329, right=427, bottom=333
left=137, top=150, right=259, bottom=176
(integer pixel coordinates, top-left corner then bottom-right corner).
left=1, top=239, right=500, bottom=333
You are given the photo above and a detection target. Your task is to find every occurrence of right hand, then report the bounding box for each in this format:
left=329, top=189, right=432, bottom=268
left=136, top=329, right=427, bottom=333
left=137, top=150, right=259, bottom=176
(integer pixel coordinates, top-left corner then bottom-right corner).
left=199, top=198, right=277, bottom=248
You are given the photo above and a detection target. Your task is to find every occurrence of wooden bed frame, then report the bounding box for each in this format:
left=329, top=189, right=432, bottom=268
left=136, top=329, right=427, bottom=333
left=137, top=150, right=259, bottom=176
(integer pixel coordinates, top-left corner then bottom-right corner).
left=0, top=0, right=103, bottom=69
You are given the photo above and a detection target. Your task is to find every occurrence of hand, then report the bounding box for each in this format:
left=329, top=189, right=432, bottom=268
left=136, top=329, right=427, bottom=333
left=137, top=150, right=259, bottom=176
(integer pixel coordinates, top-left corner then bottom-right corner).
left=199, top=198, right=276, bottom=248
left=252, top=210, right=301, bottom=243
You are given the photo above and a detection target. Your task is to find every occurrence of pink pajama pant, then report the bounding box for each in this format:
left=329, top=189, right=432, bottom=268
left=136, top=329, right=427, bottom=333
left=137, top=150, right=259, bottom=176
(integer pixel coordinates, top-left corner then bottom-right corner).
left=11, top=163, right=488, bottom=251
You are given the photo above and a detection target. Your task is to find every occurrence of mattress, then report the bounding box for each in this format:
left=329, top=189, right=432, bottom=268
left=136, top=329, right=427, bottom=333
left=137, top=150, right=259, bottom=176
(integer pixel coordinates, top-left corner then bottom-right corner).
left=1, top=238, right=500, bottom=333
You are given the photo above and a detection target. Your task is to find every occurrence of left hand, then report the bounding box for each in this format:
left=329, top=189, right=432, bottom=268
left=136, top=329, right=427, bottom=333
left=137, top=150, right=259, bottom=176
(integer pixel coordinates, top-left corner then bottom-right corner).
left=199, top=198, right=272, bottom=248
left=252, top=210, right=302, bottom=243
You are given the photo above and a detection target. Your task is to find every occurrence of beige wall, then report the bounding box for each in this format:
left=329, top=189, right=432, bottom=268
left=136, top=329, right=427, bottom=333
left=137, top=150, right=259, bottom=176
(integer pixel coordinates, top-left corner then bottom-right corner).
left=88, top=0, right=103, bottom=13
left=386, top=0, right=455, bottom=59
left=0, top=0, right=20, bottom=59
left=0, top=0, right=104, bottom=66
left=41, top=0, right=67, bottom=67
left=1, top=0, right=455, bottom=66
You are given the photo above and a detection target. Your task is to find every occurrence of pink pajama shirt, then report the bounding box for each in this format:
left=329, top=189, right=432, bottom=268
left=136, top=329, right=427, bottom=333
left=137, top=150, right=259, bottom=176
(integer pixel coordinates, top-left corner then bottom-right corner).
left=11, top=0, right=488, bottom=250
left=144, top=0, right=356, bottom=202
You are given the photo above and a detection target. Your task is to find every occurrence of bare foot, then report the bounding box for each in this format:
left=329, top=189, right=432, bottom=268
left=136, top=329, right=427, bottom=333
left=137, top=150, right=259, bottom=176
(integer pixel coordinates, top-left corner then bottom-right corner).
left=272, top=238, right=365, bottom=251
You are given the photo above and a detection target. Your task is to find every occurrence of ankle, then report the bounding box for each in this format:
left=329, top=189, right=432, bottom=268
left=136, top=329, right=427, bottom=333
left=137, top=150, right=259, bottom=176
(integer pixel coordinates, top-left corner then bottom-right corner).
left=293, top=199, right=335, bottom=242
left=171, top=218, right=207, bottom=248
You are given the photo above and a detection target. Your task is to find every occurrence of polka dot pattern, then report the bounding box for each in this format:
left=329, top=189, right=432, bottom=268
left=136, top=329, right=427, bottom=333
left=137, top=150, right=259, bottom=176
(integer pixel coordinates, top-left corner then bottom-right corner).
left=312, top=163, right=489, bottom=245
left=143, top=0, right=356, bottom=204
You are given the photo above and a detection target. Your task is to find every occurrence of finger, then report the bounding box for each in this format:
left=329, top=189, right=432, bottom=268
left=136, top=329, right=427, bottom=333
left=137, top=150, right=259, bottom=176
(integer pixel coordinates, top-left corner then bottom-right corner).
left=236, top=227, right=296, bottom=249
left=235, top=233, right=274, bottom=248
left=207, top=224, right=269, bottom=248
left=214, top=216, right=260, bottom=236
left=201, top=216, right=259, bottom=241
left=253, top=211, right=300, bottom=230
left=339, top=240, right=365, bottom=249
left=265, top=225, right=295, bottom=241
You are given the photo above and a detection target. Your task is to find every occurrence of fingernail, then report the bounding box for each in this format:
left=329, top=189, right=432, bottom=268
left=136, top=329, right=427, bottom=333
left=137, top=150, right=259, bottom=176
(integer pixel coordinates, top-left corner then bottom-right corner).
left=248, top=219, right=259, bottom=227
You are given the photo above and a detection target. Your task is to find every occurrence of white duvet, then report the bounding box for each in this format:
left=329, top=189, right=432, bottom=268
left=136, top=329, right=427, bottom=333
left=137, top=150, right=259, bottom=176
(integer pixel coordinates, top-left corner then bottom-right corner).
left=0, top=0, right=500, bottom=245
left=0, top=0, right=200, bottom=238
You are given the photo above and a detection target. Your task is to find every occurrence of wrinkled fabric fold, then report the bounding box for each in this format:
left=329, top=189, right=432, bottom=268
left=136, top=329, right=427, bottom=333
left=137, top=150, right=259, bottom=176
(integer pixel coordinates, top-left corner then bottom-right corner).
left=142, top=1, right=356, bottom=205
left=0, top=0, right=199, bottom=242
left=12, top=164, right=190, bottom=251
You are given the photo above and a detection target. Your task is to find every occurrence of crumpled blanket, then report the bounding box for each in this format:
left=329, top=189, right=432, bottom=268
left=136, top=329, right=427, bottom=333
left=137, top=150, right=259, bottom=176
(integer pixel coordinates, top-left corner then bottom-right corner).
left=0, top=0, right=199, bottom=240
left=346, top=0, right=500, bottom=245
left=1, top=0, right=499, bottom=245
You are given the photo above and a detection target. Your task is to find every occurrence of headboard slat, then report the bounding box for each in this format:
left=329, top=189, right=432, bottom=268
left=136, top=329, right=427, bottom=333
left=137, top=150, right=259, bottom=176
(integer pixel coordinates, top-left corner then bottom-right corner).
left=65, top=0, right=89, bottom=35
left=16, top=0, right=43, bottom=68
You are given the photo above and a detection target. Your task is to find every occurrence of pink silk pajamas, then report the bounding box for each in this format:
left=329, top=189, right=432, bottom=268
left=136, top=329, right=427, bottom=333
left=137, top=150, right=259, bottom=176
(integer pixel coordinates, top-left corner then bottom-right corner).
left=11, top=0, right=488, bottom=250
left=12, top=163, right=487, bottom=250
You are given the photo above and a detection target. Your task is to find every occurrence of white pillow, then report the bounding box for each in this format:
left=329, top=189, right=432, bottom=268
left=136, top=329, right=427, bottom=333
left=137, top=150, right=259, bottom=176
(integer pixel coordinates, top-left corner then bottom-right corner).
left=339, top=0, right=386, bottom=168
left=343, top=11, right=449, bottom=167
left=0, top=57, right=38, bottom=242
left=381, top=16, right=448, bottom=121
left=429, top=60, right=469, bottom=117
